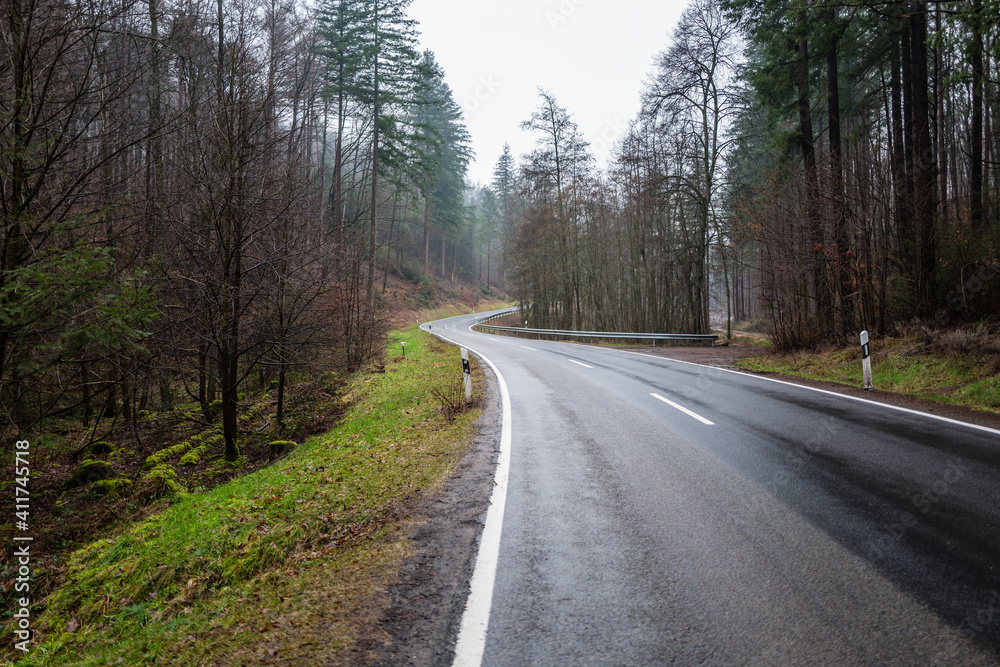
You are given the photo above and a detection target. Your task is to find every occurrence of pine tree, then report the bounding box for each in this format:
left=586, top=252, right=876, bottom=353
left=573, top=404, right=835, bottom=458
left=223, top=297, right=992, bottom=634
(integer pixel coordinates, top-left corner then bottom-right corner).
left=492, top=144, right=520, bottom=285
left=316, top=0, right=370, bottom=249
left=411, top=51, right=472, bottom=279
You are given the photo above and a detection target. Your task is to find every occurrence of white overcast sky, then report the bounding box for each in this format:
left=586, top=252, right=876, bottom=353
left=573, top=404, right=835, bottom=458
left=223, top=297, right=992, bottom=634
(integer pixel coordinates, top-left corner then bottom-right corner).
left=406, top=0, right=689, bottom=186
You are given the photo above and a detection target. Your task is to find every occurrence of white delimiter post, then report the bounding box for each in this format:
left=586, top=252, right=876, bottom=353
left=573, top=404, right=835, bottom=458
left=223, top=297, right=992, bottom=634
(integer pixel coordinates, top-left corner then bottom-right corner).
left=861, top=330, right=873, bottom=390
left=461, top=348, right=473, bottom=404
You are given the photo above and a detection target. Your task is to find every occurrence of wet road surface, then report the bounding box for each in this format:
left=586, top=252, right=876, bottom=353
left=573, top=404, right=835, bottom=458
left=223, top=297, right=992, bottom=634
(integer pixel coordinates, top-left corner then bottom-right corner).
left=423, top=311, right=1000, bottom=666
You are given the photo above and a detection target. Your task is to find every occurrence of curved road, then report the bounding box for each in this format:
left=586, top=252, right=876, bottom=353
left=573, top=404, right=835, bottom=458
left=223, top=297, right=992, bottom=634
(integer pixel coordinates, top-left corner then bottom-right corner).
left=423, top=310, right=1000, bottom=666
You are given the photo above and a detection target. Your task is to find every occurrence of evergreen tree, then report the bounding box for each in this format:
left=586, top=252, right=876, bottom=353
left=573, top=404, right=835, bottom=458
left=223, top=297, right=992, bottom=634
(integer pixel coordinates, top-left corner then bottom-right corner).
left=316, top=0, right=419, bottom=286
left=411, top=51, right=472, bottom=278
left=316, top=0, right=370, bottom=247
left=492, top=143, right=520, bottom=284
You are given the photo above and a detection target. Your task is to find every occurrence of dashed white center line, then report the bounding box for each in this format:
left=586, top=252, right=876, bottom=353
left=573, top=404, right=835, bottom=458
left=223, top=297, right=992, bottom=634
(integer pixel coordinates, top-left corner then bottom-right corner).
left=522, top=346, right=537, bottom=351
left=569, top=359, right=594, bottom=369
left=651, top=393, right=715, bottom=425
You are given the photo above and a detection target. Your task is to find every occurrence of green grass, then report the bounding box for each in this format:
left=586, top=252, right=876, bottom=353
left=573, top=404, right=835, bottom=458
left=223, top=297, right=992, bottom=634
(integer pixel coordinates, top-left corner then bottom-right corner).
left=736, top=337, right=1000, bottom=413
left=6, top=327, right=485, bottom=666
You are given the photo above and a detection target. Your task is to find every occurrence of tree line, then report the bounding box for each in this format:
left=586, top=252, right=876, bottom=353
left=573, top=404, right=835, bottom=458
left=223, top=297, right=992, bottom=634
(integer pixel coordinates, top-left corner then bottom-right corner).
left=0, top=0, right=498, bottom=454
left=500, top=0, right=998, bottom=346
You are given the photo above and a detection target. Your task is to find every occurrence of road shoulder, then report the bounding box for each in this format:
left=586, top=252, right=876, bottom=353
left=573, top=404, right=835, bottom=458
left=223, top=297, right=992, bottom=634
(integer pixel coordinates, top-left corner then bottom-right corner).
left=368, top=355, right=502, bottom=666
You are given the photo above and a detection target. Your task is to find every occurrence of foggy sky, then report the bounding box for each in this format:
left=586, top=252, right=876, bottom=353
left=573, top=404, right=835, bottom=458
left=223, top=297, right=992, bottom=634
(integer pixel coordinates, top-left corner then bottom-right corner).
left=406, top=0, right=688, bottom=186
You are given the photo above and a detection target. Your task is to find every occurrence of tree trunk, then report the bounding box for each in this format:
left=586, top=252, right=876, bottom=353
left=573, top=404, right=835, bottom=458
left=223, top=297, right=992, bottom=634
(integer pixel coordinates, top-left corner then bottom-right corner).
left=423, top=199, right=431, bottom=277
left=159, top=372, right=173, bottom=412
left=892, top=28, right=915, bottom=294
left=827, top=9, right=851, bottom=335
left=935, top=6, right=948, bottom=226
left=333, top=69, right=345, bottom=252
left=909, top=2, right=936, bottom=313
left=970, top=0, right=984, bottom=232
left=81, top=361, right=92, bottom=426
left=797, top=10, right=821, bottom=329
left=368, top=0, right=380, bottom=299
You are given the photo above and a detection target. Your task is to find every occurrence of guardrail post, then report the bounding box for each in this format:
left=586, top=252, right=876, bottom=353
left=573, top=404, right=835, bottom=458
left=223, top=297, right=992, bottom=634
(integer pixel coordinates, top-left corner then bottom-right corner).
left=461, top=348, right=472, bottom=404
left=861, top=330, right=873, bottom=390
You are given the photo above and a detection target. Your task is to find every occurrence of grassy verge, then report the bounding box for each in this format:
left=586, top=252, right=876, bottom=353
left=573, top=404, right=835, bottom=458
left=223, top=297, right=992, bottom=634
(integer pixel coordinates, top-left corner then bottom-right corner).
left=5, top=327, right=486, bottom=666
left=735, top=328, right=1000, bottom=414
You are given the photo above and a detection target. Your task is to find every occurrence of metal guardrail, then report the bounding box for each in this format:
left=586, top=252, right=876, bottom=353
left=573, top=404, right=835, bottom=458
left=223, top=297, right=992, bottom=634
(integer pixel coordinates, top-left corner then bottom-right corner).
left=475, top=308, right=520, bottom=325
left=473, top=310, right=719, bottom=345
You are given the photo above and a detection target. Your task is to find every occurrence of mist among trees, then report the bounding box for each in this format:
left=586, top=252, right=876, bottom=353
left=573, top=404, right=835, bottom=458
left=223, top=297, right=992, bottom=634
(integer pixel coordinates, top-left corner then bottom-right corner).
left=501, top=0, right=999, bottom=347
left=4, top=0, right=999, bottom=445
left=0, top=0, right=502, bottom=444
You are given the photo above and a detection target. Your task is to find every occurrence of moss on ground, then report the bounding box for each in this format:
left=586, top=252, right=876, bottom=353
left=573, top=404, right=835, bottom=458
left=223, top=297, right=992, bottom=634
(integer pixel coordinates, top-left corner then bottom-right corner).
left=9, top=327, right=485, bottom=665
left=141, top=441, right=196, bottom=471
left=60, top=460, right=115, bottom=491
left=268, top=440, right=297, bottom=459
left=89, top=478, right=133, bottom=500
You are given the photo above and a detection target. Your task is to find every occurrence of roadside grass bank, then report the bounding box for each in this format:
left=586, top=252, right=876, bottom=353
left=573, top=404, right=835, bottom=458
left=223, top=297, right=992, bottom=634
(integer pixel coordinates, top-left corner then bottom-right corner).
left=6, top=327, right=486, bottom=666
left=735, top=325, right=1000, bottom=414
left=721, top=332, right=772, bottom=348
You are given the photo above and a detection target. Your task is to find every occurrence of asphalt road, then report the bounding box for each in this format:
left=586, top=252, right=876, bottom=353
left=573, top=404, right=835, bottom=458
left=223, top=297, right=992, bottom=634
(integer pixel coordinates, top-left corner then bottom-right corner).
left=423, top=310, right=1000, bottom=666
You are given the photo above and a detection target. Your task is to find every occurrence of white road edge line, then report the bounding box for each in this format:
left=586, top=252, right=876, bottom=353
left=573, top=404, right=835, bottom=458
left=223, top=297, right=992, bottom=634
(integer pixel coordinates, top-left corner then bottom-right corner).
left=650, top=393, right=715, bottom=425
left=618, top=348, right=1000, bottom=437
left=568, top=359, right=593, bottom=369
left=422, top=323, right=511, bottom=667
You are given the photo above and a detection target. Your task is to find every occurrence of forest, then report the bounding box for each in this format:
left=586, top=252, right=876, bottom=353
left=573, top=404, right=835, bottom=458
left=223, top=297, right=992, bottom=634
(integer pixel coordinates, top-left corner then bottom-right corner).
left=503, top=0, right=999, bottom=349
left=3, top=0, right=999, bottom=446
left=0, top=0, right=507, bottom=449
left=3, top=0, right=997, bottom=658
